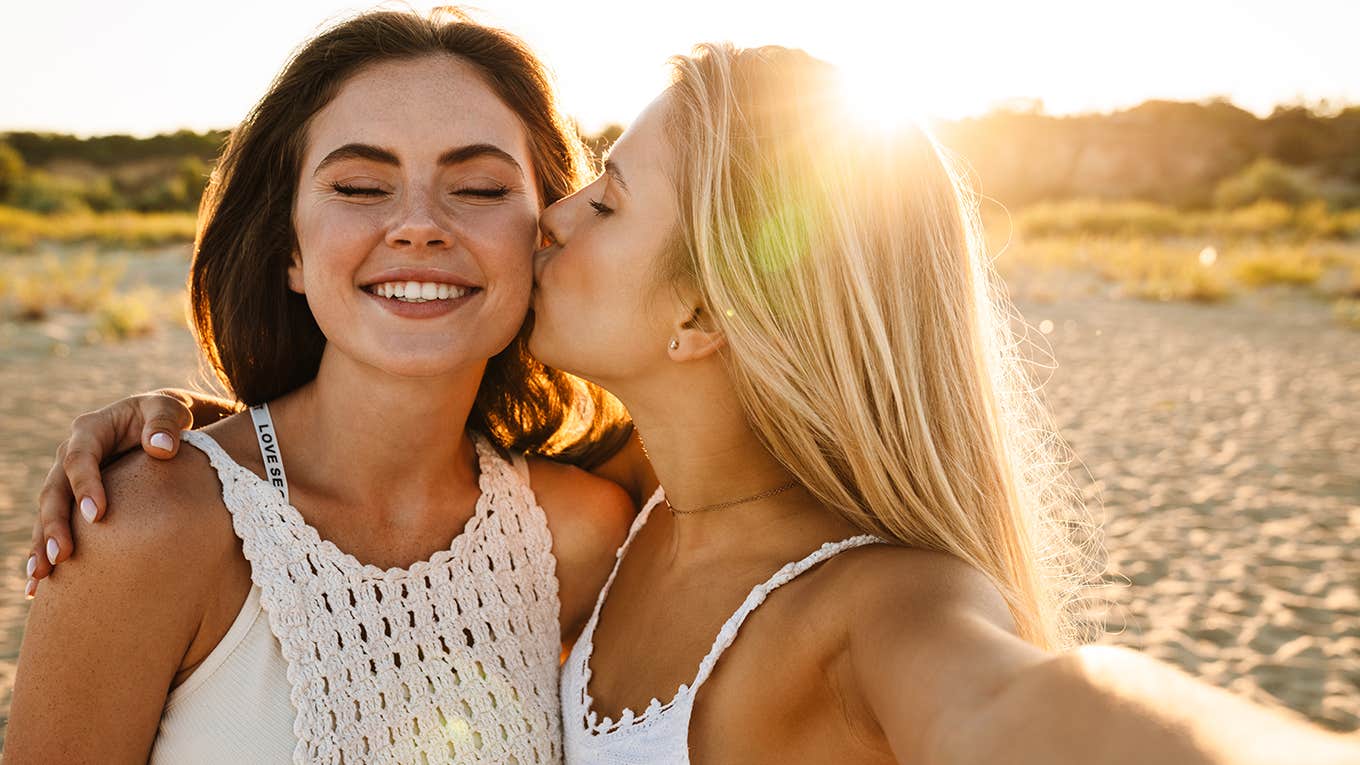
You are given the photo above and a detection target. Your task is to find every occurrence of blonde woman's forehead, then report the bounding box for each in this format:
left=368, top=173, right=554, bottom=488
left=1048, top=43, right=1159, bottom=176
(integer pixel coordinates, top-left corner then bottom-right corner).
left=605, top=95, right=675, bottom=190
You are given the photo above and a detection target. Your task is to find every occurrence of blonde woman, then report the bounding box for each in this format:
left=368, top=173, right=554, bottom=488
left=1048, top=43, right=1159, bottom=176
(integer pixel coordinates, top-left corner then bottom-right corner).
left=27, top=44, right=1357, bottom=764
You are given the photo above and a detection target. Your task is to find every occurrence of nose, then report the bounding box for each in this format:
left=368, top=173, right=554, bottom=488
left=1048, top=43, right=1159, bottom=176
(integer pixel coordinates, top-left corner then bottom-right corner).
left=385, top=195, right=452, bottom=250
left=538, top=195, right=572, bottom=249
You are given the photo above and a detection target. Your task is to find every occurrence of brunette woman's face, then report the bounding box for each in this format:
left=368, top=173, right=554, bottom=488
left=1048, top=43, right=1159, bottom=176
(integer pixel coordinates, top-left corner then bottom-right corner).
left=530, top=94, right=685, bottom=384
left=291, top=54, right=541, bottom=379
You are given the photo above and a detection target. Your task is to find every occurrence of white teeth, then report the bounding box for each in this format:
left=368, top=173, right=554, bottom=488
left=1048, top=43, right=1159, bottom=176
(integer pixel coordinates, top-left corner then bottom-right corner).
left=369, top=280, right=472, bottom=302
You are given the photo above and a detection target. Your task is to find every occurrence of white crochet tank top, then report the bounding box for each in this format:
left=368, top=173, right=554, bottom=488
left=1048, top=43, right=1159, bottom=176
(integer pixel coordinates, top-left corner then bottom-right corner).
left=561, top=487, right=884, bottom=764
left=175, top=404, right=563, bottom=764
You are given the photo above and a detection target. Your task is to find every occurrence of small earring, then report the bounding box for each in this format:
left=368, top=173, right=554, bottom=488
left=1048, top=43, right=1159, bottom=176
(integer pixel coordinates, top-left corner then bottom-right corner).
left=668, top=338, right=680, bottom=351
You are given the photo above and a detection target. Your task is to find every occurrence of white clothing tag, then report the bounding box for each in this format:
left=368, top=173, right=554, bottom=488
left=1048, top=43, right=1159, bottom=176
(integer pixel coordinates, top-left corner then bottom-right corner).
left=249, top=403, right=289, bottom=505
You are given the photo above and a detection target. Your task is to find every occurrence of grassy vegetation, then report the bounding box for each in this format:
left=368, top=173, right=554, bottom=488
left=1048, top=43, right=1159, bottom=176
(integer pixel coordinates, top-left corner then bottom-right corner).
left=0, top=251, right=188, bottom=342
left=0, top=205, right=197, bottom=251
left=1231, top=248, right=1326, bottom=287
left=2, top=251, right=124, bottom=319
left=1005, top=199, right=1360, bottom=241
left=993, top=230, right=1360, bottom=306
left=93, top=287, right=167, bottom=340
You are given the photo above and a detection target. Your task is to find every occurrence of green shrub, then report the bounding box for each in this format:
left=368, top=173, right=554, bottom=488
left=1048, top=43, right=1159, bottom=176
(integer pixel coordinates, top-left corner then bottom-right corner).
left=1213, top=158, right=1318, bottom=209
left=94, top=287, right=159, bottom=340
left=8, top=170, right=91, bottom=215
left=0, top=204, right=197, bottom=251
left=0, top=141, right=25, bottom=202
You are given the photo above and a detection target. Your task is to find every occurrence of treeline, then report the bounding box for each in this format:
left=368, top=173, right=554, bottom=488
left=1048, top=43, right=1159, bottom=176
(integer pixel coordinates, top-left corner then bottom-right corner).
left=2, top=129, right=228, bottom=167
left=2, top=100, right=1358, bottom=217
left=935, top=100, right=1360, bottom=210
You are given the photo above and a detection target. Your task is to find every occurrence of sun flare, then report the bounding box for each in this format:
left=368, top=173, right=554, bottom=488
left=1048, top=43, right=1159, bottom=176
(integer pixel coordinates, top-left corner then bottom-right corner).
left=836, top=64, right=927, bottom=134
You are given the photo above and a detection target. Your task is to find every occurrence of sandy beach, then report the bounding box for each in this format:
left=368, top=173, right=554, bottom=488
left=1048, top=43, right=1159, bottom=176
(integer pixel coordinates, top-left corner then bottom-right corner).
left=0, top=251, right=1356, bottom=743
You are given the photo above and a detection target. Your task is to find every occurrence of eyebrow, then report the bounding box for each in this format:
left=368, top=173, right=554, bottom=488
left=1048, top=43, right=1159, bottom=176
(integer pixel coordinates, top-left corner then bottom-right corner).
left=314, top=142, right=523, bottom=175
left=604, top=159, right=629, bottom=194
left=314, top=143, right=398, bottom=173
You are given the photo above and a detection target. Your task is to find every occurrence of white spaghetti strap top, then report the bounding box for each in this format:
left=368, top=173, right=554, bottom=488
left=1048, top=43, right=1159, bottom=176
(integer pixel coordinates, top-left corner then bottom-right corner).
left=153, top=406, right=563, bottom=764
left=561, top=489, right=884, bottom=764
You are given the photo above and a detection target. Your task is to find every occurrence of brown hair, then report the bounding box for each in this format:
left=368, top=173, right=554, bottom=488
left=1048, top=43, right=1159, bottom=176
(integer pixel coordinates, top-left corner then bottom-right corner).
left=191, top=7, right=630, bottom=467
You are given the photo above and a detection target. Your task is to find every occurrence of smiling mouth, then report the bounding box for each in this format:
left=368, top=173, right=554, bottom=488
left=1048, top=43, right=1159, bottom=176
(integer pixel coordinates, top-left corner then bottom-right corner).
left=362, top=280, right=481, bottom=303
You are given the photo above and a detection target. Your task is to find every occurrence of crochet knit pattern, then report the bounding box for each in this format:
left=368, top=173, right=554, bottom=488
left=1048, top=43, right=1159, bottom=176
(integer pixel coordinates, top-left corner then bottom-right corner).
left=181, top=429, right=563, bottom=764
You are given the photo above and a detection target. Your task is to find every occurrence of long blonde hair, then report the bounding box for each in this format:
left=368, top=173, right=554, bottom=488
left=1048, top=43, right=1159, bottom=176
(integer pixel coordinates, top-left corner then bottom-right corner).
left=663, top=44, right=1103, bottom=650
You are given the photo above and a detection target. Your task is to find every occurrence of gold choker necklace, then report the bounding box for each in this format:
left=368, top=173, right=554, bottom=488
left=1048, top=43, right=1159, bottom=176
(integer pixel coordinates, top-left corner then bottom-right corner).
left=665, top=480, right=800, bottom=515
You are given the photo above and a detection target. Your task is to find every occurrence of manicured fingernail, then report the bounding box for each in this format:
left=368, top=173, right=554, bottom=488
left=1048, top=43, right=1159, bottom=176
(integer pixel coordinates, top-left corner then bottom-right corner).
left=80, top=497, right=98, bottom=523
left=46, top=538, right=59, bottom=565
left=150, top=432, right=174, bottom=451
left=25, top=555, right=36, bottom=578
left=25, top=579, right=36, bottom=599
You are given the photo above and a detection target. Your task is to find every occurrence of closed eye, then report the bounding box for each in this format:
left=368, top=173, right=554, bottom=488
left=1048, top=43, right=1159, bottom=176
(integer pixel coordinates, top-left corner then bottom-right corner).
left=331, top=182, right=386, bottom=197
left=589, top=199, right=614, bottom=217
left=455, top=185, right=510, bottom=199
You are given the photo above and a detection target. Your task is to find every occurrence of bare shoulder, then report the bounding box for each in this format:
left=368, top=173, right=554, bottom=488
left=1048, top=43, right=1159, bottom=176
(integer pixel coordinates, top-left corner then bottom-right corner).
left=72, top=429, right=237, bottom=581
left=830, top=545, right=1017, bottom=634
left=812, top=545, right=1050, bottom=762
left=526, top=456, right=636, bottom=639
left=527, top=456, right=636, bottom=560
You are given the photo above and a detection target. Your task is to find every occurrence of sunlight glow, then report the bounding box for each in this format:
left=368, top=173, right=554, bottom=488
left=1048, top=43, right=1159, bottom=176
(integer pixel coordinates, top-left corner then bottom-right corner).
left=837, top=65, right=927, bottom=134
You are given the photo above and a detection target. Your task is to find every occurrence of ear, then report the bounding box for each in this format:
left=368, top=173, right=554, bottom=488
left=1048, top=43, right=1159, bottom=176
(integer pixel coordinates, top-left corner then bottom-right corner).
left=667, top=306, right=726, bottom=361
left=286, top=249, right=305, bottom=294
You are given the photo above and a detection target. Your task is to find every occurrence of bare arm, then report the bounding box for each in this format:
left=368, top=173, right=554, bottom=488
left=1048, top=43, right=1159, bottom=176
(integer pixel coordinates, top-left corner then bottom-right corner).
left=847, top=551, right=1359, bottom=765
left=8, top=453, right=216, bottom=762
left=940, top=644, right=1360, bottom=765
left=27, top=388, right=236, bottom=589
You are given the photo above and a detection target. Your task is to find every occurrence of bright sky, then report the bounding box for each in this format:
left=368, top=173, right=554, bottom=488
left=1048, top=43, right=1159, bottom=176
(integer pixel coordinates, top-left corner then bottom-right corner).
left=3, top=0, right=1357, bottom=137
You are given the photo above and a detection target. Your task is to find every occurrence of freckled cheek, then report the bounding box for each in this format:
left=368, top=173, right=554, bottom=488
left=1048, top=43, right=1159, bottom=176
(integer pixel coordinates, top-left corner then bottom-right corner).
left=457, top=206, right=539, bottom=290
left=292, top=209, right=382, bottom=295
left=295, top=204, right=384, bottom=254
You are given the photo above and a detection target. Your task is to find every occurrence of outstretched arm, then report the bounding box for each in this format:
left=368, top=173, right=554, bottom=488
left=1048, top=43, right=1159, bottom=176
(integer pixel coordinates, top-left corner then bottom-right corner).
left=847, top=550, right=1358, bottom=765
left=934, top=643, right=1358, bottom=765
left=26, top=388, right=237, bottom=591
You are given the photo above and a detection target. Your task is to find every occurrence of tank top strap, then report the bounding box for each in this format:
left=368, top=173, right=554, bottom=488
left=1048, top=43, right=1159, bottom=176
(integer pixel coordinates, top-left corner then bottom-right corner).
left=180, top=404, right=289, bottom=514
left=580, top=486, right=666, bottom=630
left=689, top=533, right=885, bottom=693
left=179, top=429, right=240, bottom=479
left=247, top=403, right=288, bottom=504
